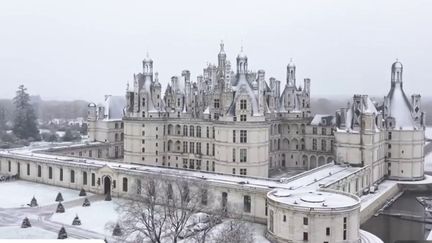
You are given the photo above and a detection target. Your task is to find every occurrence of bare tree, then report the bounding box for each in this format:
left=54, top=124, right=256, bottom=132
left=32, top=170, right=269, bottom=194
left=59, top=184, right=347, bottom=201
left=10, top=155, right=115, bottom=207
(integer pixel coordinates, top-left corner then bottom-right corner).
left=212, top=219, right=254, bottom=243
left=115, top=176, right=221, bottom=243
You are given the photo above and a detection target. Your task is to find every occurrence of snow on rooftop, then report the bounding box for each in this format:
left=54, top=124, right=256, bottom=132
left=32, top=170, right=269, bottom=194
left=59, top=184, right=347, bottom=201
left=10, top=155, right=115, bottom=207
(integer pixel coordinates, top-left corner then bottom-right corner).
left=387, top=84, right=416, bottom=130
left=310, top=114, right=333, bottom=126
left=0, top=144, right=363, bottom=211
left=104, top=95, right=126, bottom=120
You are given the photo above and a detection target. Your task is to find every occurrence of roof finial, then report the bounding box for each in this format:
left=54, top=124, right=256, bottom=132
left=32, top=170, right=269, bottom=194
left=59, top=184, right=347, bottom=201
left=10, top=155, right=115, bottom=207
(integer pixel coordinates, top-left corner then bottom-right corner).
left=396, top=58, right=399, bottom=62
left=220, top=40, right=225, bottom=52
left=290, top=58, right=293, bottom=62
left=146, top=51, right=149, bottom=58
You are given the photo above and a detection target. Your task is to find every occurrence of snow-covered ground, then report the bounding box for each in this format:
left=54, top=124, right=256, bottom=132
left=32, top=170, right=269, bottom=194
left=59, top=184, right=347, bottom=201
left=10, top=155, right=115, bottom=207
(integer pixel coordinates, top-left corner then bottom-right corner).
left=0, top=180, right=88, bottom=208
left=0, top=226, right=58, bottom=239
left=0, top=180, right=267, bottom=241
left=50, top=199, right=120, bottom=236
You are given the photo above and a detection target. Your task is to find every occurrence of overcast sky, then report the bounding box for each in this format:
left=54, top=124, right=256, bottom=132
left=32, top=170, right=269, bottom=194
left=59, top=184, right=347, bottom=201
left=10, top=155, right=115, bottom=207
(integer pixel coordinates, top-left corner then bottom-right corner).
left=1, top=0, right=431, bottom=102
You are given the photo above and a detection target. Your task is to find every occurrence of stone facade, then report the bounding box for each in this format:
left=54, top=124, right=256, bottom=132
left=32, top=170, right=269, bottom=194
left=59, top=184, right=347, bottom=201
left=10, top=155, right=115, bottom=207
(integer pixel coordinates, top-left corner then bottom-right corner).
left=121, top=43, right=335, bottom=178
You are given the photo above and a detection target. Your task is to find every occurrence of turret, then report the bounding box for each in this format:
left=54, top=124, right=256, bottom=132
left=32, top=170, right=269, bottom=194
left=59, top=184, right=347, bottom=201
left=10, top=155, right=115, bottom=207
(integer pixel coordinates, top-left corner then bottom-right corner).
left=218, top=41, right=226, bottom=69
left=143, top=53, right=153, bottom=78
left=287, top=59, right=296, bottom=86
left=87, top=103, right=97, bottom=122
left=391, top=60, right=403, bottom=87
left=236, top=47, right=248, bottom=75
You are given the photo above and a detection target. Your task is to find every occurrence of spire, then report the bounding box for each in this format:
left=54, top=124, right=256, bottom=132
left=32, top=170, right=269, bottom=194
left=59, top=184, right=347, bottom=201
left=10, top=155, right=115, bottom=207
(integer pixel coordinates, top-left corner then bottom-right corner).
left=219, top=40, right=225, bottom=54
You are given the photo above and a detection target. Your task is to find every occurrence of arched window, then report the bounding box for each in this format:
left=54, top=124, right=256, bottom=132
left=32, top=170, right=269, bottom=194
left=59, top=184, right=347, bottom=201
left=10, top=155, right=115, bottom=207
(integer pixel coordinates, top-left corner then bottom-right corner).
left=70, top=170, right=75, bottom=183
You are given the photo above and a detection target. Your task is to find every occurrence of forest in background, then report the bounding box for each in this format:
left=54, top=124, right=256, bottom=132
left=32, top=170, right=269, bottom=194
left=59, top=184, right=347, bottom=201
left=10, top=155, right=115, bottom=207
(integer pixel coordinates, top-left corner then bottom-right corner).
left=0, top=95, right=431, bottom=125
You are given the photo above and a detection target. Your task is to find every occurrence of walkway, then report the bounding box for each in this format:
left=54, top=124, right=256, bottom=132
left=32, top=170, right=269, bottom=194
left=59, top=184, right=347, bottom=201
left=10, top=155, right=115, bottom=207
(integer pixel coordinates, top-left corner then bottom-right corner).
left=0, top=194, right=116, bottom=241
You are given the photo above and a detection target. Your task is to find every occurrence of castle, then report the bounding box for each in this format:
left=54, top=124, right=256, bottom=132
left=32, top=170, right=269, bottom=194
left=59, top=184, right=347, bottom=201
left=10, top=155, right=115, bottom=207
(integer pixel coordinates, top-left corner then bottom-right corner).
left=0, top=44, right=426, bottom=243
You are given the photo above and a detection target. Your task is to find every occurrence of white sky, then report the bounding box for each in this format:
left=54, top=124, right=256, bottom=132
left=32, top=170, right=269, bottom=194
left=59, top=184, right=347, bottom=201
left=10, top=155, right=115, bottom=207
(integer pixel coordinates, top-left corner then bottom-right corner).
left=0, top=0, right=431, bottom=102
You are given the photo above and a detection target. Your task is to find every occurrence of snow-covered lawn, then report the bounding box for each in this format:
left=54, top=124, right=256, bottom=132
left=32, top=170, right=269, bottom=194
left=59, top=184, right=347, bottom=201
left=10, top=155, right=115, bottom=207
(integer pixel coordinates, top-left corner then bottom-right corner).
left=0, top=180, right=87, bottom=208
left=50, top=199, right=120, bottom=236
left=0, top=226, right=58, bottom=239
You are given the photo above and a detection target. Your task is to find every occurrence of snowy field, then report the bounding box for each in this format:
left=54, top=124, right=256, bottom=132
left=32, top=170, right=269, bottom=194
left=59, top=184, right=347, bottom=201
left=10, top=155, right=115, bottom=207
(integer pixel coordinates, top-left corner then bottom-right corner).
left=0, top=226, right=58, bottom=239
left=0, top=180, right=268, bottom=241
left=50, top=199, right=120, bottom=236
left=0, top=180, right=88, bottom=208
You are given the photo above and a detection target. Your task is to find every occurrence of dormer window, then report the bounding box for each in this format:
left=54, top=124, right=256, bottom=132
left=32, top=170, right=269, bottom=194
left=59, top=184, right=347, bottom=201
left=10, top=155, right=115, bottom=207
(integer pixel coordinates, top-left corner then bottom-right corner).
left=214, top=99, right=220, bottom=109
left=240, top=100, right=247, bottom=110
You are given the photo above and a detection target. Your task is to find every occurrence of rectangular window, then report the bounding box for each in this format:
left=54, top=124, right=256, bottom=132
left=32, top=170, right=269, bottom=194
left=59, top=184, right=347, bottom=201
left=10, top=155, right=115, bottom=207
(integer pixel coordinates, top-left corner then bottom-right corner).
left=269, top=210, right=274, bottom=232
left=232, top=168, right=236, bottom=174
left=27, top=163, right=30, bottom=176
left=283, top=215, right=286, bottom=222
left=240, top=130, right=247, bottom=143
left=303, top=217, right=308, bottom=225
left=240, top=99, right=247, bottom=110
left=60, top=168, right=63, bottom=181
left=91, top=173, right=95, bottom=186
left=70, top=170, right=75, bottom=183
left=240, top=149, right=247, bottom=162
left=122, top=177, right=128, bottom=192
left=190, top=142, right=195, bottom=154
left=212, top=144, right=215, bottom=156
left=214, top=99, right=220, bottom=109
left=303, top=232, right=308, bottom=241
left=8, top=161, right=11, bottom=172
left=312, top=139, right=317, bottom=151
left=48, top=167, right=53, bottom=179
left=240, top=168, right=247, bottom=175
left=196, top=126, right=201, bottom=137
left=322, top=127, right=326, bottom=135
left=37, top=165, right=41, bottom=177
left=240, top=114, right=247, bottom=121
left=190, top=126, right=194, bottom=137
left=388, top=132, right=392, bottom=140
left=233, top=130, right=236, bottom=143
left=243, top=195, right=251, bottom=213
left=321, top=140, right=326, bottom=151
left=196, top=142, right=201, bottom=154
left=343, top=217, right=347, bottom=240
left=183, top=159, right=188, bottom=169
left=232, top=148, right=236, bottom=162
left=206, top=143, right=209, bottom=155
left=313, top=127, right=317, bottom=134
left=326, top=227, right=330, bottom=236
left=183, top=141, right=188, bottom=153
left=83, top=172, right=88, bottom=185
